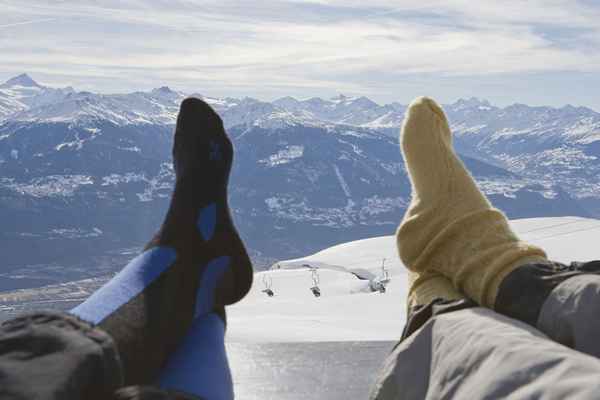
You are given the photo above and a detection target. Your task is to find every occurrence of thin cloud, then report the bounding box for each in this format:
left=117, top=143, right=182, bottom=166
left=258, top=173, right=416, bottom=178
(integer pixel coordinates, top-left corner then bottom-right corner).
left=1, top=0, right=599, bottom=109
left=0, top=18, right=56, bottom=29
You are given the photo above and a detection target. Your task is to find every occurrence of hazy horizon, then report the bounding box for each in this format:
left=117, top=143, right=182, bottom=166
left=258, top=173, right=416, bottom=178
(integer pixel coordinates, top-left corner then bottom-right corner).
left=2, top=71, right=599, bottom=113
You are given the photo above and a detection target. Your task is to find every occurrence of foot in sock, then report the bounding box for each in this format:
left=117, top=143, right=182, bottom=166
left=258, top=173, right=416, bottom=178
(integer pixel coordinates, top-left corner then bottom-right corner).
left=150, top=97, right=253, bottom=308
left=407, top=270, right=464, bottom=311
left=396, top=97, right=546, bottom=308
left=158, top=306, right=233, bottom=400
left=71, top=98, right=253, bottom=384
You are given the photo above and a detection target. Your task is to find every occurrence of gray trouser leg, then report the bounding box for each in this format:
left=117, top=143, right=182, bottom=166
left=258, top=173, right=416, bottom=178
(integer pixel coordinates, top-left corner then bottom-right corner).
left=496, top=260, right=600, bottom=358
left=537, top=275, right=600, bottom=358
left=370, top=307, right=600, bottom=400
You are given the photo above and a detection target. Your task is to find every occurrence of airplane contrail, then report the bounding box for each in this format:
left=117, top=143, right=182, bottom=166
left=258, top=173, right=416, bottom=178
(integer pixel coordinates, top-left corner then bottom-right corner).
left=0, top=18, right=57, bottom=29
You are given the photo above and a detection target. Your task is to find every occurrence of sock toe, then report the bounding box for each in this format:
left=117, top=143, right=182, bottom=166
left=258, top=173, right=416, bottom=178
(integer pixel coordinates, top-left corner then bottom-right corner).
left=407, top=96, right=447, bottom=122
left=161, top=98, right=252, bottom=307
left=173, top=97, right=231, bottom=179
left=177, top=97, right=222, bottom=132
left=402, top=96, right=451, bottom=153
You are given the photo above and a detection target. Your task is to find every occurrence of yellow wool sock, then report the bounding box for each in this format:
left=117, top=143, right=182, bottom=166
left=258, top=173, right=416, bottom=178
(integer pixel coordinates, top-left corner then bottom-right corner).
left=397, top=97, right=547, bottom=308
left=407, top=270, right=464, bottom=310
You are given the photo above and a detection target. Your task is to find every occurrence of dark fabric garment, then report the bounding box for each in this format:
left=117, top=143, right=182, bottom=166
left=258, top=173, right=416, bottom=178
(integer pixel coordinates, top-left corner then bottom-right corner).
left=114, top=386, right=204, bottom=400
left=0, top=312, right=209, bottom=400
left=400, top=298, right=477, bottom=341
left=495, top=260, right=600, bottom=326
left=496, top=259, right=600, bottom=357
left=0, top=311, right=123, bottom=400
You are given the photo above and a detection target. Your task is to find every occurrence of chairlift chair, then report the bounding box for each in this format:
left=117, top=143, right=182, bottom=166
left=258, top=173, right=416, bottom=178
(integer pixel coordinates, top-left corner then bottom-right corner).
left=380, top=258, right=391, bottom=284
left=261, top=274, right=275, bottom=297
left=310, top=268, right=321, bottom=297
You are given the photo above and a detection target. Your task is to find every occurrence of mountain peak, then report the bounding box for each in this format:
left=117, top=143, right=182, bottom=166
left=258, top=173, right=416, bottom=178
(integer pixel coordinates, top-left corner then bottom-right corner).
left=330, top=94, right=378, bottom=108
left=151, top=86, right=176, bottom=95
left=273, top=96, right=300, bottom=108
left=451, top=97, right=492, bottom=109
left=331, top=94, right=350, bottom=103
left=352, top=96, right=379, bottom=108
left=274, top=96, right=299, bottom=103
left=2, top=73, right=41, bottom=88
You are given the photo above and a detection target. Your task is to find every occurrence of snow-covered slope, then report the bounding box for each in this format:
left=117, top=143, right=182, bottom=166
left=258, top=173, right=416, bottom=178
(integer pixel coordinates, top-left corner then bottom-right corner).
left=273, top=94, right=407, bottom=128
left=227, top=216, right=600, bottom=343
left=0, top=74, right=75, bottom=120
left=2, top=217, right=599, bottom=328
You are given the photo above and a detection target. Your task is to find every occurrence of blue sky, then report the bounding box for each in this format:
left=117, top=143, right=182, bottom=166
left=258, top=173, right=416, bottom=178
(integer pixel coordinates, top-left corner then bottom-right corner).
left=1, top=0, right=600, bottom=110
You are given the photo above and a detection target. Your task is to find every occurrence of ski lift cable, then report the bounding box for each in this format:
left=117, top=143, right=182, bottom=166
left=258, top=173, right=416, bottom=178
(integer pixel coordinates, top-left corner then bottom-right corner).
left=526, top=223, right=600, bottom=241
left=277, top=219, right=596, bottom=265
left=304, top=220, right=590, bottom=269
left=280, top=219, right=598, bottom=272
left=272, top=220, right=598, bottom=278
left=518, top=219, right=593, bottom=235
left=297, top=260, right=391, bottom=269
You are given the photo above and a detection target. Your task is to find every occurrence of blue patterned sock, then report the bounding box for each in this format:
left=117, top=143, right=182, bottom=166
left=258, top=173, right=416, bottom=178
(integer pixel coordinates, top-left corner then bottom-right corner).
left=159, top=312, right=233, bottom=400
left=70, top=98, right=252, bottom=385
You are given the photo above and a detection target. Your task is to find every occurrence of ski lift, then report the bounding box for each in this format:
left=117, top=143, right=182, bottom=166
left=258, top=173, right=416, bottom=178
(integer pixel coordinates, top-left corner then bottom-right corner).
left=369, top=258, right=391, bottom=294
left=309, top=267, right=321, bottom=297
left=261, top=274, right=275, bottom=297
left=380, top=258, right=391, bottom=284
left=369, top=279, right=386, bottom=293
left=369, top=280, right=386, bottom=293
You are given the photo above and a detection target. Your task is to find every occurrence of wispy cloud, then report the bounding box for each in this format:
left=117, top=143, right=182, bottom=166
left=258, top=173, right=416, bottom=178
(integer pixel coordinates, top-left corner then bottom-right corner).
left=0, top=18, right=57, bottom=29
left=1, top=0, right=599, bottom=109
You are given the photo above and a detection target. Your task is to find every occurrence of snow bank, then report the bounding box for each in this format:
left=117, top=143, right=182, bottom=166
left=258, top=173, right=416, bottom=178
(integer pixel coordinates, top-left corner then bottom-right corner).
left=228, top=217, right=600, bottom=343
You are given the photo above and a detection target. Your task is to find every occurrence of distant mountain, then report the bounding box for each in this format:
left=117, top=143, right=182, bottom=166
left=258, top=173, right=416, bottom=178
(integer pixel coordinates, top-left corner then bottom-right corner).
left=1, top=73, right=42, bottom=88
left=442, top=98, right=600, bottom=216
left=0, top=74, right=597, bottom=290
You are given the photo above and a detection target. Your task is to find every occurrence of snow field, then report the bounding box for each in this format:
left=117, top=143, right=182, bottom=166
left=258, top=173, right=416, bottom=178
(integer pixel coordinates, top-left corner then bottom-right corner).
left=228, top=217, right=600, bottom=343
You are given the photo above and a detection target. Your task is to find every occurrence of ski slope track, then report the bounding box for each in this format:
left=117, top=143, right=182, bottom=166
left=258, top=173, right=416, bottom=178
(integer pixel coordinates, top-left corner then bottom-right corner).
left=227, top=216, right=600, bottom=343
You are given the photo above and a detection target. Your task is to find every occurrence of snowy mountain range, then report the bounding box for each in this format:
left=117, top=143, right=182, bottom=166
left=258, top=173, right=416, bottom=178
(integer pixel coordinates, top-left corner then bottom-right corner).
left=1, top=74, right=599, bottom=291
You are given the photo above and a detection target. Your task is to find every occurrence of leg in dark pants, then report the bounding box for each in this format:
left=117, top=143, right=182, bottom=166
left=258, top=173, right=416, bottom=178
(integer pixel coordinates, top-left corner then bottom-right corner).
left=497, top=260, right=600, bottom=358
